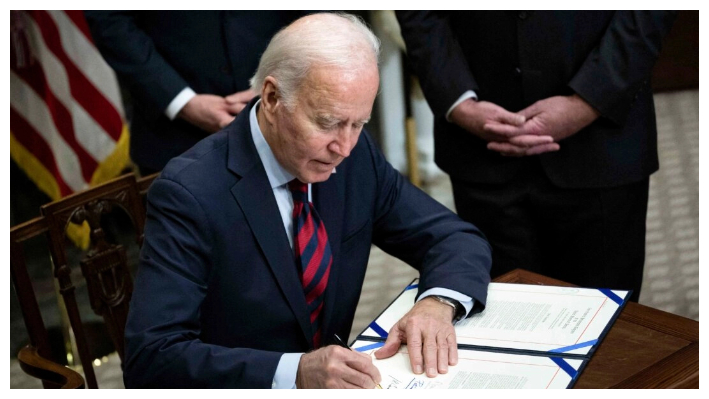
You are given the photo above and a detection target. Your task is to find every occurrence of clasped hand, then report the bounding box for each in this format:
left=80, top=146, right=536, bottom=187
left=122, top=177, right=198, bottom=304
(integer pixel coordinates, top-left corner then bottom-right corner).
left=177, top=89, right=257, bottom=133
left=450, top=95, right=600, bottom=156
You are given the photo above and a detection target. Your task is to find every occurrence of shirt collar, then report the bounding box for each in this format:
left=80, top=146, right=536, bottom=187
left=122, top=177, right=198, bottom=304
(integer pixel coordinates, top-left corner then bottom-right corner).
left=250, top=100, right=294, bottom=189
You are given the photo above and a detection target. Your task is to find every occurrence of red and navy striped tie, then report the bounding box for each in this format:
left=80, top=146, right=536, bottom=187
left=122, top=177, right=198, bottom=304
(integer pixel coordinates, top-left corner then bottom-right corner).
left=289, top=179, right=332, bottom=348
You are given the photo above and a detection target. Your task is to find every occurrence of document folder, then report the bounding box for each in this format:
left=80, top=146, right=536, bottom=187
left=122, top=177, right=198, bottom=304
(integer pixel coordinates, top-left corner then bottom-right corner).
left=354, top=279, right=630, bottom=389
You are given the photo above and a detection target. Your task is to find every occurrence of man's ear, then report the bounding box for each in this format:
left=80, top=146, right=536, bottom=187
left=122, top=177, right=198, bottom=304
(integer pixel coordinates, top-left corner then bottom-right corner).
left=260, top=76, right=280, bottom=125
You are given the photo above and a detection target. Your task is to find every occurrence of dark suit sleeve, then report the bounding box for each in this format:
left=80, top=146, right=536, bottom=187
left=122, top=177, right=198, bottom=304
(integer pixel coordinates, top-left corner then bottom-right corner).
left=568, top=11, right=677, bottom=125
left=396, top=11, right=479, bottom=117
left=123, top=178, right=282, bottom=388
left=84, top=11, right=189, bottom=120
left=364, top=134, right=491, bottom=311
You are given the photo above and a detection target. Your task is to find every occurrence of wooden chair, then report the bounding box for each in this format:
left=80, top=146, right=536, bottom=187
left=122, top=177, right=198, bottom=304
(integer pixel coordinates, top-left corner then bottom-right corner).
left=11, top=173, right=157, bottom=388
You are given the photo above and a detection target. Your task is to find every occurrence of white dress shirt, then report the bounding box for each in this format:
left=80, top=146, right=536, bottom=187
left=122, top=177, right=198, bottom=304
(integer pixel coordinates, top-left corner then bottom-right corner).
left=165, top=87, right=197, bottom=120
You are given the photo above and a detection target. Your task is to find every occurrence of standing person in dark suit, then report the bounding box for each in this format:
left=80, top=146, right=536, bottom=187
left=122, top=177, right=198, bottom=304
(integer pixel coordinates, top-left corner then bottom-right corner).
left=84, top=11, right=307, bottom=174
left=396, top=11, right=677, bottom=302
left=124, top=13, right=491, bottom=388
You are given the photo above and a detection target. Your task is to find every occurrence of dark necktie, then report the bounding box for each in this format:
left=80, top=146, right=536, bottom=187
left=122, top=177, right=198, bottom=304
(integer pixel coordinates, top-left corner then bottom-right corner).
left=288, top=179, right=332, bottom=348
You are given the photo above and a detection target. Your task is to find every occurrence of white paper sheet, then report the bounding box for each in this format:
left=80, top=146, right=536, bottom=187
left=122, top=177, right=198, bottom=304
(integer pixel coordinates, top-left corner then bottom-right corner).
left=361, top=281, right=628, bottom=355
left=352, top=340, right=582, bottom=389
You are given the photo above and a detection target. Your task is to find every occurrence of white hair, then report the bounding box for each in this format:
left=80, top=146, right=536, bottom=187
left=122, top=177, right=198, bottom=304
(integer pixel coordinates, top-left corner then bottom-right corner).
left=249, top=12, right=380, bottom=108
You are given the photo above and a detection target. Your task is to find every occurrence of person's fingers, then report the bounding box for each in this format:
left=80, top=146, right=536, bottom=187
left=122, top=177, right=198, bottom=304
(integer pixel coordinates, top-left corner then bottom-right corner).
left=525, top=143, right=560, bottom=155
left=482, top=122, right=526, bottom=137
left=313, top=346, right=363, bottom=389
left=517, top=101, right=541, bottom=119
left=447, top=330, right=458, bottom=366
left=225, top=101, right=247, bottom=115
left=340, top=367, right=376, bottom=388
left=235, top=102, right=247, bottom=114
left=345, top=353, right=381, bottom=388
left=508, top=135, right=554, bottom=146
left=487, top=141, right=527, bottom=157
left=373, top=327, right=403, bottom=359
left=338, top=381, right=363, bottom=389
left=436, top=331, right=449, bottom=374
left=495, top=110, right=526, bottom=126
left=422, top=331, right=438, bottom=377
left=405, top=326, right=424, bottom=375
left=217, top=114, right=236, bottom=129
left=225, top=89, right=257, bottom=104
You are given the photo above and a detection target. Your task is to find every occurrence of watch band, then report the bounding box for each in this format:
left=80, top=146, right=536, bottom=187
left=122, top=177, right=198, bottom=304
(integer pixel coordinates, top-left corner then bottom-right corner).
left=430, top=295, right=465, bottom=323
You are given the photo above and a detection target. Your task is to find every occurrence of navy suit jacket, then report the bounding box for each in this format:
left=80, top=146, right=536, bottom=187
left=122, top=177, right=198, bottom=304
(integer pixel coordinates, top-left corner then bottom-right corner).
left=397, top=11, right=676, bottom=188
left=123, top=100, right=491, bottom=388
left=85, top=11, right=306, bottom=171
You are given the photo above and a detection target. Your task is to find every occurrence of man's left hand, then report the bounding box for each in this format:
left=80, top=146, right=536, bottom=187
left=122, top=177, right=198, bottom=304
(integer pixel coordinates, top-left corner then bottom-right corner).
left=487, top=94, right=600, bottom=156
left=373, top=296, right=458, bottom=377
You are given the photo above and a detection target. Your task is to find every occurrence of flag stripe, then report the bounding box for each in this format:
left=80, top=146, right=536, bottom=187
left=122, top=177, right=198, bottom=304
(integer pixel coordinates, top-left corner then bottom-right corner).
left=29, top=11, right=122, bottom=141
left=47, top=10, right=125, bottom=115
left=12, top=62, right=98, bottom=182
left=63, top=11, right=93, bottom=44
left=11, top=71, right=86, bottom=192
left=10, top=133, right=62, bottom=200
left=11, top=8, right=130, bottom=244
left=11, top=109, right=73, bottom=197
left=24, top=15, right=118, bottom=161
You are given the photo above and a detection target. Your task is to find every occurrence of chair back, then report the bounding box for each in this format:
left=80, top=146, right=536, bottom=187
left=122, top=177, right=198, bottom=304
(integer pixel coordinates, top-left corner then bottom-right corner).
left=11, top=173, right=157, bottom=388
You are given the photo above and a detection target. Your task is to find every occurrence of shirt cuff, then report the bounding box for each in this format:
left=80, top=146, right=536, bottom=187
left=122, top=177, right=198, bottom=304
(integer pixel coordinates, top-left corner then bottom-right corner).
left=165, top=87, right=197, bottom=120
left=417, top=287, right=474, bottom=320
left=272, top=352, right=303, bottom=389
left=445, top=90, right=478, bottom=122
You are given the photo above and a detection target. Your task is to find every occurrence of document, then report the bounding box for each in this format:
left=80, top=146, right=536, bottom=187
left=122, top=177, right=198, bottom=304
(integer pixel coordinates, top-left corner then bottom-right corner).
left=352, top=340, right=582, bottom=389
left=355, top=279, right=629, bottom=388
left=360, top=280, right=629, bottom=356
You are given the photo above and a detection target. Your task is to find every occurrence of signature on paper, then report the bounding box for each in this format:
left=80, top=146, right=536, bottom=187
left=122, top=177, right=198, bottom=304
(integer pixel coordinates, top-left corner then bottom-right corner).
left=405, top=378, right=425, bottom=389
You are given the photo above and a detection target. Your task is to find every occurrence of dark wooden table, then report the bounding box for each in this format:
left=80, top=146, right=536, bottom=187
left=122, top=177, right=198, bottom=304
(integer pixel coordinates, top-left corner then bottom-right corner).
left=495, top=269, right=699, bottom=388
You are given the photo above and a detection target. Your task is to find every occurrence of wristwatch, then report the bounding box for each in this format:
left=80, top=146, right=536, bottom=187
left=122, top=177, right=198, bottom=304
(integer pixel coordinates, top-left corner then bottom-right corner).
left=430, top=295, right=466, bottom=323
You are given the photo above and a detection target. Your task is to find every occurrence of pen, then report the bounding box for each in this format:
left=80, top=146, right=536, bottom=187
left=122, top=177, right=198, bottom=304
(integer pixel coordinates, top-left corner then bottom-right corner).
left=333, top=334, right=383, bottom=389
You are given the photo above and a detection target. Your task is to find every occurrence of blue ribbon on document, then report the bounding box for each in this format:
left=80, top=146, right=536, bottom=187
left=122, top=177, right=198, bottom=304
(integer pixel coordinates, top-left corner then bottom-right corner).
left=549, top=357, right=578, bottom=379
left=549, top=339, right=598, bottom=354
left=354, top=341, right=386, bottom=352
left=367, top=281, right=417, bottom=339
left=597, top=288, right=624, bottom=306
left=368, top=321, right=389, bottom=338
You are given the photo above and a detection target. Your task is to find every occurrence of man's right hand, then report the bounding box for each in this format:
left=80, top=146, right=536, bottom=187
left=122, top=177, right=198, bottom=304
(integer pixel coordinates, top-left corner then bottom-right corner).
left=296, top=345, right=382, bottom=389
left=177, top=94, right=238, bottom=133
left=449, top=99, right=557, bottom=156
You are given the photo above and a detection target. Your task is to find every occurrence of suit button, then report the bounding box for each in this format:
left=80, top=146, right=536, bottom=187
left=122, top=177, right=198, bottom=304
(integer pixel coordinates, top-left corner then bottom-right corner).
left=514, top=67, right=522, bottom=75
left=220, top=66, right=231, bottom=75
left=518, top=11, right=528, bottom=19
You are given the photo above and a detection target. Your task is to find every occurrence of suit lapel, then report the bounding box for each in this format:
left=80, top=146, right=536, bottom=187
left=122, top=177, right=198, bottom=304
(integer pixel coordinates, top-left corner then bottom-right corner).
left=227, top=100, right=313, bottom=347
left=313, top=172, right=345, bottom=342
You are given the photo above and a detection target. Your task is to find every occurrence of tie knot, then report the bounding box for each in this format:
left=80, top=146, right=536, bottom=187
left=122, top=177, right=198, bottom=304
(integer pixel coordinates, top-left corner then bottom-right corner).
left=288, top=179, right=308, bottom=203
left=288, top=179, right=307, bottom=193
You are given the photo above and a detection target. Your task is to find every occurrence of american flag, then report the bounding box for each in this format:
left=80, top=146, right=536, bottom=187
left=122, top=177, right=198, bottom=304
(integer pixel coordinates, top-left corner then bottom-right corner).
left=10, top=10, right=130, bottom=201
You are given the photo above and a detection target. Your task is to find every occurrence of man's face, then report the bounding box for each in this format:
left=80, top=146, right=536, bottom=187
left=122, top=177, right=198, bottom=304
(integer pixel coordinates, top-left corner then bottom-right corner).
left=268, top=64, right=379, bottom=184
